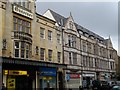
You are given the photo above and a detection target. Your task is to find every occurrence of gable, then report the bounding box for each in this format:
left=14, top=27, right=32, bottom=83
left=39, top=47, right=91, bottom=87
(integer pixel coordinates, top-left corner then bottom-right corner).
left=65, top=15, right=77, bottom=32
left=43, top=9, right=58, bottom=26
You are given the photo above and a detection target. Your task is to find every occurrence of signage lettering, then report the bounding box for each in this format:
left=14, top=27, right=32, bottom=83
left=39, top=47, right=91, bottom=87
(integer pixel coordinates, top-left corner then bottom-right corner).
left=40, top=68, right=56, bottom=76
left=13, top=5, right=33, bottom=19
left=70, top=74, right=80, bottom=78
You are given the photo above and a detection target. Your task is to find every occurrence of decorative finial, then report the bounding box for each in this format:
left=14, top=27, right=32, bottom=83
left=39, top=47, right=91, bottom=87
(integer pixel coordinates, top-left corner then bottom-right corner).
left=109, top=35, right=111, bottom=39
left=70, top=12, right=72, bottom=17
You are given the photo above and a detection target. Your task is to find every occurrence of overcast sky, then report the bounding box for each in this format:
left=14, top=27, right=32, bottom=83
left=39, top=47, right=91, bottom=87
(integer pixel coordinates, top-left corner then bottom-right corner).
left=36, top=2, right=118, bottom=53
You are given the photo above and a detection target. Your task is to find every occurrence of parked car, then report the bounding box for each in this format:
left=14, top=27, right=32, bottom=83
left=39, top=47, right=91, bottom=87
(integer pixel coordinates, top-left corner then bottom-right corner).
left=112, top=85, right=120, bottom=90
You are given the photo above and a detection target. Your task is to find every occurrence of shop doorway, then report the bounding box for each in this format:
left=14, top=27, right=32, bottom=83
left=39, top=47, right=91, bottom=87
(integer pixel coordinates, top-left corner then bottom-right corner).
left=7, top=75, right=32, bottom=90
left=58, top=72, right=63, bottom=89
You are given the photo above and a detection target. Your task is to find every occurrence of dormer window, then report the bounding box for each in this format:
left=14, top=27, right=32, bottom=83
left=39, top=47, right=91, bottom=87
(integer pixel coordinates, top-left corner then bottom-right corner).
left=79, top=30, right=83, bottom=35
left=83, top=32, right=89, bottom=37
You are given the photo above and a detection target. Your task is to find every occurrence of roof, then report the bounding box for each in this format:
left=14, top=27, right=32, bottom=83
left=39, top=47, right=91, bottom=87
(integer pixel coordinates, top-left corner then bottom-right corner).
left=49, top=9, right=68, bottom=26
left=75, top=23, right=105, bottom=41
left=36, top=12, right=56, bottom=24
left=49, top=9, right=105, bottom=41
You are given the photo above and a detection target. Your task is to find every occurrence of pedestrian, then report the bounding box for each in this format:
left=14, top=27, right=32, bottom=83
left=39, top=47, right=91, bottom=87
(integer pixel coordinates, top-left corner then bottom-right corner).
left=92, top=79, right=101, bottom=90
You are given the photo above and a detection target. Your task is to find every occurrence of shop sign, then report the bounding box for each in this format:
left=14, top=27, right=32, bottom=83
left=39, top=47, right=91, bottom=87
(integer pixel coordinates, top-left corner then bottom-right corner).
left=40, top=68, right=56, bottom=76
left=70, top=74, right=80, bottom=78
left=43, top=76, right=53, bottom=80
left=66, top=74, right=70, bottom=81
left=4, top=70, right=28, bottom=75
left=83, top=74, right=95, bottom=77
left=7, top=78, right=15, bottom=88
left=13, top=5, right=33, bottom=19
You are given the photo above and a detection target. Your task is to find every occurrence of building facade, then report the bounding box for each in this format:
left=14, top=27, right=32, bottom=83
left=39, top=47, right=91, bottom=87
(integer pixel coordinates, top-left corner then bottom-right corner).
left=0, top=0, right=117, bottom=89
left=43, top=9, right=117, bottom=89
left=0, top=0, right=66, bottom=90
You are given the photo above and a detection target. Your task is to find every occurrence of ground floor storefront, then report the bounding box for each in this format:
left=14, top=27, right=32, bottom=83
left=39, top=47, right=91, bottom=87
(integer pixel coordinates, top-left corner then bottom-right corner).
left=1, top=57, right=66, bottom=90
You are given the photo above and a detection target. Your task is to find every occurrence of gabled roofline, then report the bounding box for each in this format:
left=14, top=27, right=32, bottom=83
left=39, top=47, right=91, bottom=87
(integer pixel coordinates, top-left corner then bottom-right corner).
left=36, top=12, right=56, bottom=23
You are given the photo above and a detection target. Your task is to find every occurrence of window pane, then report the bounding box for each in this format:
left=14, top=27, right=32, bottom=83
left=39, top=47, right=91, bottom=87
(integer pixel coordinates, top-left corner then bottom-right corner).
left=40, top=48, right=45, bottom=60
left=13, top=17, right=31, bottom=34
left=21, top=50, right=24, bottom=58
left=40, top=28, right=45, bottom=38
left=57, top=34, right=60, bottom=43
left=15, top=49, right=19, bottom=57
left=48, top=50, right=52, bottom=61
left=73, top=53, right=77, bottom=65
left=15, top=42, right=19, bottom=48
left=48, top=30, right=52, bottom=40
left=27, top=2, right=29, bottom=9
left=57, top=52, right=61, bottom=62
left=14, top=17, right=17, bottom=23
left=23, top=2, right=25, bottom=7
left=69, top=53, right=72, bottom=64
left=21, top=42, right=25, bottom=48
left=26, top=50, right=29, bottom=58
left=14, top=23, right=17, bottom=31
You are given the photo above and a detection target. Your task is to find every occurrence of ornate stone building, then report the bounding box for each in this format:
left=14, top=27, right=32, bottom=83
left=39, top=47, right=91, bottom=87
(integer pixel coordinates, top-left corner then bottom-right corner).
left=0, top=0, right=66, bottom=89
left=43, top=9, right=117, bottom=89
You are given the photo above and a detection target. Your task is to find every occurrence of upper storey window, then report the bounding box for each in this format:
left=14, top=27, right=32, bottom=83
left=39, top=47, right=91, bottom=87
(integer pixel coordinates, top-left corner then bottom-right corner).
left=14, top=0, right=30, bottom=10
left=13, top=17, right=31, bottom=34
left=69, top=21, right=73, bottom=29
left=68, top=35, right=76, bottom=48
left=48, top=30, right=52, bottom=41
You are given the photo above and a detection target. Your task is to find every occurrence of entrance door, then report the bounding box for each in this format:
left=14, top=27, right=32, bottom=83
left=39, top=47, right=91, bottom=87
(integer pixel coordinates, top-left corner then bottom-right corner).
left=58, top=72, right=63, bottom=89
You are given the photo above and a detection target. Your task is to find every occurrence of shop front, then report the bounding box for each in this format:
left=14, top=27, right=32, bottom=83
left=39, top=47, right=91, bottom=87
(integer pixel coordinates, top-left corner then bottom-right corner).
left=39, top=67, right=57, bottom=90
left=82, top=73, right=95, bottom=89
left=66, top=73, right=81, bottom=89
left=2, top=57, right=66, bottom=90
left=3, top=64, right=35, bottom=90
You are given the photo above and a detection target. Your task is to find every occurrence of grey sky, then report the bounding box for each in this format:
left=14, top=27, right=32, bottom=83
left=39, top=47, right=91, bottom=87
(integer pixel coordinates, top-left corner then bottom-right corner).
left=36, top=2, right=118, bottom=52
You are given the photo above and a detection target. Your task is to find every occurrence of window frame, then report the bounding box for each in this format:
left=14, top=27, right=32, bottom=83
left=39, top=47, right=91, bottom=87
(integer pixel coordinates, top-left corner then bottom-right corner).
left=48, top=49, right=52, bottom=61
left=40, top=48, right=45, bottom=61
left=48, top=30, right=52, bottom=41
left=40, top=27, right=45, bottom=39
